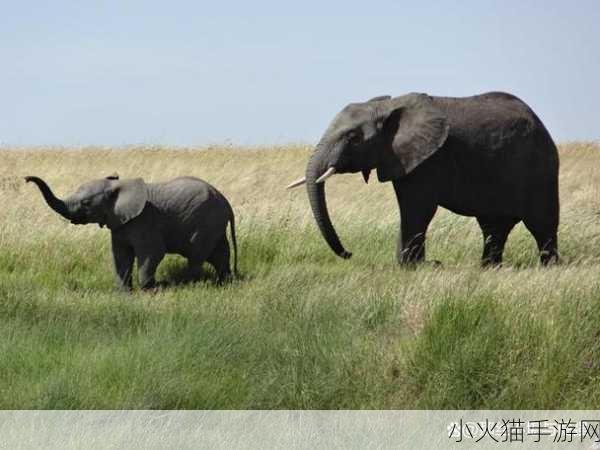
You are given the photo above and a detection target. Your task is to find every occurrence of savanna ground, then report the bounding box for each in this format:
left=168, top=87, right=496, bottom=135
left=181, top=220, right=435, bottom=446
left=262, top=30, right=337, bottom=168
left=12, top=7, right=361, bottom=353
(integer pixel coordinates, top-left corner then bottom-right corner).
left=1, top=142, right=600, bottom=409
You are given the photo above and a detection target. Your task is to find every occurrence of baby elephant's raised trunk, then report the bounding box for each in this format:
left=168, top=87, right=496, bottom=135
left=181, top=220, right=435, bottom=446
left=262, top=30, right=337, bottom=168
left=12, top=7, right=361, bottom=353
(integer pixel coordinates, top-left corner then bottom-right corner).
left=25, top=176, right=72, bottom=220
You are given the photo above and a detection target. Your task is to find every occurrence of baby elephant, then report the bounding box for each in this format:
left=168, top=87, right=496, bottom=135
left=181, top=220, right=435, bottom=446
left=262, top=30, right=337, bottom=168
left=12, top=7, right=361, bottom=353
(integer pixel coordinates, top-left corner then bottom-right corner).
left=26, top=175, right=237, bottom=290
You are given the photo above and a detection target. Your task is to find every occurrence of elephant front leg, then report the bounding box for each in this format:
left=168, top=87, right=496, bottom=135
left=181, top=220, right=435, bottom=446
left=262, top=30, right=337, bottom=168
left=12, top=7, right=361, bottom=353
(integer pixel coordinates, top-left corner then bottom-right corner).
left=397, top=215, right=436, bottom=264
left=393, top=182, right=437, bottom=265
left=111, top=236, right=135, bottom=291
left=135, top=244, right=166, bottom=290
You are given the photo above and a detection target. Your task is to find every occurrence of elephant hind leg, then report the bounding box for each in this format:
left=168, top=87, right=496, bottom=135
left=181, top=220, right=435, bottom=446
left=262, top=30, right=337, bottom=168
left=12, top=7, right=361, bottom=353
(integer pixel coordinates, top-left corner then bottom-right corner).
left=523, top=218, right=559, bottom=265
left=476, top=217, right=519, bottom=267
left=522, top=175, right=559, bottom=265
left=185, top=258, right=205, bottom=282
left=186, top=231, right=218, bottom=282
left=207, top=237, right=232, bottom=283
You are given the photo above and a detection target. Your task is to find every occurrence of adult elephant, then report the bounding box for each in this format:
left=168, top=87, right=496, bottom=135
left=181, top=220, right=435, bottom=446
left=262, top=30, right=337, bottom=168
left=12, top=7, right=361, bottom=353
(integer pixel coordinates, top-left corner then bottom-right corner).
left=288, top=92, right=559, bottom=266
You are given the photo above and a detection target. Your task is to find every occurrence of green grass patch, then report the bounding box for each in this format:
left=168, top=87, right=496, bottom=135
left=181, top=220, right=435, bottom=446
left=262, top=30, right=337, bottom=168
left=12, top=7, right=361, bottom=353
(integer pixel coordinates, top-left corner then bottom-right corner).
left=2, top=221, right=600, bottom=409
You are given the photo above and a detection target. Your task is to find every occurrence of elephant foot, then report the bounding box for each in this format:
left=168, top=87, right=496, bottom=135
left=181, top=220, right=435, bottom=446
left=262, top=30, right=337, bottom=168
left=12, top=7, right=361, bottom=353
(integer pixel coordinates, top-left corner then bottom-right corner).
left=481, top=259, right=503, bottom=269
left=397, top=259, right=442, bottom=269
left=540, top=251, right=560, bottom=266
left=216, top=272, right=234, bottom=285
left=142, top=281, right=169, bottom=293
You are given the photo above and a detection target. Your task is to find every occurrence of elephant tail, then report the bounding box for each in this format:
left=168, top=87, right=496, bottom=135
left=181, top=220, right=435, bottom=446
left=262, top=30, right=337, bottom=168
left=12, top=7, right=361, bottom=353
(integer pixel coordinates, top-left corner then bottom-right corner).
left=229, top=212, right=238, bottom=277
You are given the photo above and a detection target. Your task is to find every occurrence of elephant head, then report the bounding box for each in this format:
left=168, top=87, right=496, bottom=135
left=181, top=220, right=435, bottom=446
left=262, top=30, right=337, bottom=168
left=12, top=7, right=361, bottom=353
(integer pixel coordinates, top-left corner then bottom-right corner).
left=25, top=175, right=148, bottom=229
left=287, top=93, right=449, bottom=259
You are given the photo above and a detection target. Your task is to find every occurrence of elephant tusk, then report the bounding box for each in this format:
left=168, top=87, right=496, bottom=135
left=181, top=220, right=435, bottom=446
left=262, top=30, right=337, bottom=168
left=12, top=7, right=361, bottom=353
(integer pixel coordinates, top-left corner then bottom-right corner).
left=286, top=177, right=306, bottom=189
left=315, top=167, right=336, bottom=184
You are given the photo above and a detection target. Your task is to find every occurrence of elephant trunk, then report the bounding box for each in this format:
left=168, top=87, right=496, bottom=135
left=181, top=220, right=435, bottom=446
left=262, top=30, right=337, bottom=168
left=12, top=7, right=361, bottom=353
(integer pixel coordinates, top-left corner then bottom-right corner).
left=25, top=176, right=73, bottom=220
left=305, top=145, right=352, bottom=259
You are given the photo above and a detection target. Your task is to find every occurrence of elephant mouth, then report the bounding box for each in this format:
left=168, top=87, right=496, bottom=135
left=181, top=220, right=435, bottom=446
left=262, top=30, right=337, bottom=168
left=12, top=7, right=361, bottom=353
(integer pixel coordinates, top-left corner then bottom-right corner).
left=69, top=217, right=107, bottom=228
left=69, top=214, right=89, bottom=225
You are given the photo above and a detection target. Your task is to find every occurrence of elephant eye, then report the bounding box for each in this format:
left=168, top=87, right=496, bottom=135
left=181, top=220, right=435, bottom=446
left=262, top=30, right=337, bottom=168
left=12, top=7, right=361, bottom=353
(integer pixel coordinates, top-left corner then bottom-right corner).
left=347, top=131, right=363, bottom=146
left=81, top=198, right=92, bottom=207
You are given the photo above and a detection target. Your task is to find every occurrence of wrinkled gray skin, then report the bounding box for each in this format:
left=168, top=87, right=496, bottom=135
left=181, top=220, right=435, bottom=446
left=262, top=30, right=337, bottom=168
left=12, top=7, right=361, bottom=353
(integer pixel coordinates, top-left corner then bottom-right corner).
left=26, top=175, right=237, bottom=290
left=297, top=92, right=559, bottom=266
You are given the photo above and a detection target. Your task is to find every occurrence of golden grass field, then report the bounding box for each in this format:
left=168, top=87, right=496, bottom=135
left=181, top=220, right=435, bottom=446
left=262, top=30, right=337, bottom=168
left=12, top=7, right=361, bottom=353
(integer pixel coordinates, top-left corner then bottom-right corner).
left=1, top=142, right=600, bottom=408
left=4, top=141, right=600, bottom=247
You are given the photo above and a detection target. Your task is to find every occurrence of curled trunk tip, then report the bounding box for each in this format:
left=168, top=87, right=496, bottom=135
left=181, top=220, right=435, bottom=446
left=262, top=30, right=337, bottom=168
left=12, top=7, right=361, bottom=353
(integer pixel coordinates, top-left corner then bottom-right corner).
left=25, top=176, right=72, bottom=220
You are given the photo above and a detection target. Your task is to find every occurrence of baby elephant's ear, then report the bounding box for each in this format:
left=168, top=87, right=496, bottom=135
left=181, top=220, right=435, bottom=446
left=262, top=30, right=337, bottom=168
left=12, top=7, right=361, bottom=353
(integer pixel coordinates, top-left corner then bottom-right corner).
left=107, top=178, right=148, bottom=226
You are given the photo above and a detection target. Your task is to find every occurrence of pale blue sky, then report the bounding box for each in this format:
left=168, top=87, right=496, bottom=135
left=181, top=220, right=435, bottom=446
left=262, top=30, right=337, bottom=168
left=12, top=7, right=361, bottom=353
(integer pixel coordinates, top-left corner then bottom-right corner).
left=1, top=1, right=599, bottom=146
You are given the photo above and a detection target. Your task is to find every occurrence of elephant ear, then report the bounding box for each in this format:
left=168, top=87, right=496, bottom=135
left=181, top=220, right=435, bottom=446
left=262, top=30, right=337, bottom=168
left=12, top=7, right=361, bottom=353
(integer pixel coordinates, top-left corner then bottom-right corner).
left=376, top=93, right=449, bottom=182
left=105, top=178, right=148, bottom=228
